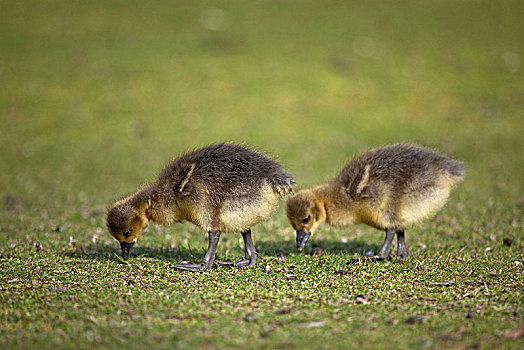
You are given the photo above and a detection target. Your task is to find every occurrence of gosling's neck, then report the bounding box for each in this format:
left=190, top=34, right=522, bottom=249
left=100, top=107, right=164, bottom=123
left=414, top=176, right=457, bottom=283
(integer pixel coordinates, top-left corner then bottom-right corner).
left=312, top=181, right=356, bottom=227
left=309, top=182, right=334, bottom=226
left=132, top=183, right=182, bottom=225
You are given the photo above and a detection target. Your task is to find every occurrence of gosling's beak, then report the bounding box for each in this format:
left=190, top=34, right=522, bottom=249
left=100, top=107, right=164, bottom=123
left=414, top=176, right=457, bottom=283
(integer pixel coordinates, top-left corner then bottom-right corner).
left=120, top=241, right=135, bottom=260
left=296, top=230, right=311, bottom=251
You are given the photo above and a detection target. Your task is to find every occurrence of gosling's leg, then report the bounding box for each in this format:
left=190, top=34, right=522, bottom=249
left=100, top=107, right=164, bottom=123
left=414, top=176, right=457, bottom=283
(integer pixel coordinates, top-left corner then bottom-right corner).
left=173, top=230, right=221, bottom=272
left=396, top=230, right=412, bottom=259
left=239, top=229, right=263, bottom=267
left=375, top=227, right=396, bottom=260
left=219, top=229, right=262, bottom=268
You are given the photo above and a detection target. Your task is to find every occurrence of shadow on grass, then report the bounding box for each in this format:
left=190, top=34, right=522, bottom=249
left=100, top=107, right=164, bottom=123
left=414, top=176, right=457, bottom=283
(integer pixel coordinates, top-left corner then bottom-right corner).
left=63, top=238, right=379, bottom=262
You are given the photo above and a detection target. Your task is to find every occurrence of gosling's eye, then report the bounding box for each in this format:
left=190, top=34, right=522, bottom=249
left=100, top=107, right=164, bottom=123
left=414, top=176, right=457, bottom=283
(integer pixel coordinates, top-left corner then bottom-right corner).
left=123, top=230, right=131, bottom=238
left=302, top=216, right=310, bottom=224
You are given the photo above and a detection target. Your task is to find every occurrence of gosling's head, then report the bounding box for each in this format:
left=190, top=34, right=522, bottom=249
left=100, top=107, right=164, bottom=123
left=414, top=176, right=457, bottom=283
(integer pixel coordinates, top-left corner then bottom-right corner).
left=286, top=190, right=325, bottom=251
left=106, top=199, right=149, bottom=259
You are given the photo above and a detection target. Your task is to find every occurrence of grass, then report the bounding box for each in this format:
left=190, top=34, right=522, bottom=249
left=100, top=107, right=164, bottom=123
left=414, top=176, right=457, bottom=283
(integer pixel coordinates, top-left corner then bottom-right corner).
left=1, top=0, right=523, bottom=349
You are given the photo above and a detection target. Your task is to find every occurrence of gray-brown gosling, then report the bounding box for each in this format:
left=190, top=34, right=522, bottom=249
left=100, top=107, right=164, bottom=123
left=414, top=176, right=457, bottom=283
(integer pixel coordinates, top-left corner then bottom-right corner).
left=107, top=143, right=293, bottom=272
left=286, top=143, right=465, bottom=259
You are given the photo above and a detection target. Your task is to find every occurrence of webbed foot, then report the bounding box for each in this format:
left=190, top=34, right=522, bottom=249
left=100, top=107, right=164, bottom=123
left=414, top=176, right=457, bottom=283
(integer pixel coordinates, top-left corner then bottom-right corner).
left=396, top=249, right=413, bottom=260
left=172, top=263, right=207, bottom=272
left=396, top=230, right=412, bottom=260
left=373, top=253, right=391, bottom=261
left=218, top=260, right=250, bottom=268
left=218, top=252, right=262, bottom=268
left=219, top=230, right=262, bottom=268
left=172, top=230, right=221, bottom=272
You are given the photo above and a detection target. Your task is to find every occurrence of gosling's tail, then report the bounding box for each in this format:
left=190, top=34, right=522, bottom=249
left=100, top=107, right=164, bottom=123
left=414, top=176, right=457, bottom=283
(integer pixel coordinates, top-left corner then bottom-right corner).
left=267, top=172, right=295, bottom=197
left=445, top=159, right=466, bottom=184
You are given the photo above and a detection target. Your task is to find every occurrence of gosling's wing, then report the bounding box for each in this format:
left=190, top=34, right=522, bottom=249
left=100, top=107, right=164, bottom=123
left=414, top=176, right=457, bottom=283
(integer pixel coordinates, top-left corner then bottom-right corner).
left=341, top=144, right=463, bottom=201
left=266, top=172, right=294, bottom=197
left=337, top=155, right=377, bottom=201
left=163, top=143, right=292, bottom=199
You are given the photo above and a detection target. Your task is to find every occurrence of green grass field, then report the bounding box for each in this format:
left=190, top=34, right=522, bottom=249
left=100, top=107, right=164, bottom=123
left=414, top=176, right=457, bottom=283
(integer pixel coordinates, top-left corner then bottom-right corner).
left=1, top=1, right=523, bottom=349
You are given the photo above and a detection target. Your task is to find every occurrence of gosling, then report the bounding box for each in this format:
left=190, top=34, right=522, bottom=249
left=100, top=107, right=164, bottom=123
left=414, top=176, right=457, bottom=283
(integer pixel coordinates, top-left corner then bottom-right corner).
left=286, top=143, right=465, bottom=259
left=107, top=143, right=293, bottom=272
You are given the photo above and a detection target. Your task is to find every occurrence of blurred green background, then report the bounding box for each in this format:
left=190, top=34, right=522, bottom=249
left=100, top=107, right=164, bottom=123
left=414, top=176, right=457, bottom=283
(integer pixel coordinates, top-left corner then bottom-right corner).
left=1, top=0, right=522, bottom=209
left=0, top=1, right=523, bottom=348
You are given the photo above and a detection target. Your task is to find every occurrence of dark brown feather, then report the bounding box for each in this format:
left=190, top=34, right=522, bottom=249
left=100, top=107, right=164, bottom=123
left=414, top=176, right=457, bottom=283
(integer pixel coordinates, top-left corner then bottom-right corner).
left=338, top=143, right=465, bottom=201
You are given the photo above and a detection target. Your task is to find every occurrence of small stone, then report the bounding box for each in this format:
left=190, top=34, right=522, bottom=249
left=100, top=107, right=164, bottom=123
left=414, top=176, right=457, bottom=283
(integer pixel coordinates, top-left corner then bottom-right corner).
left=355, top=295, right=368, bottom=304
left=243, top=314, right=256, bottom=322
left=435, top=281, right=455, bottom=287
left=275, top=307, right=292, bottom=314
left=305, top=321, right=325, bottom=328
left=285, top=274, right=297, bottom=281
left=405, top=316, right=425, bottom=324
left=265, top=265, right=272, bottom=274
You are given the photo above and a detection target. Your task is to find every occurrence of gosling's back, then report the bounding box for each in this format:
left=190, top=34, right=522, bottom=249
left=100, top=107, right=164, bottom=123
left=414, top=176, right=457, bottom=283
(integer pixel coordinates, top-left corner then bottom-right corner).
left=159, top=143, right=292, bottom=199
left=156, top=143, right=293, bottom=232
left=336, top=143, right=465, bottom=228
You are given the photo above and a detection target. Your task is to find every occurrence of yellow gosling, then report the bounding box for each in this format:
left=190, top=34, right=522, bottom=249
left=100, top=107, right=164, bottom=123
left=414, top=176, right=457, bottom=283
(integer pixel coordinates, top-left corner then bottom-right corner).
left=107, top=143, right=293, bottom=271
left=286, top=143, right=465, bottom=259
